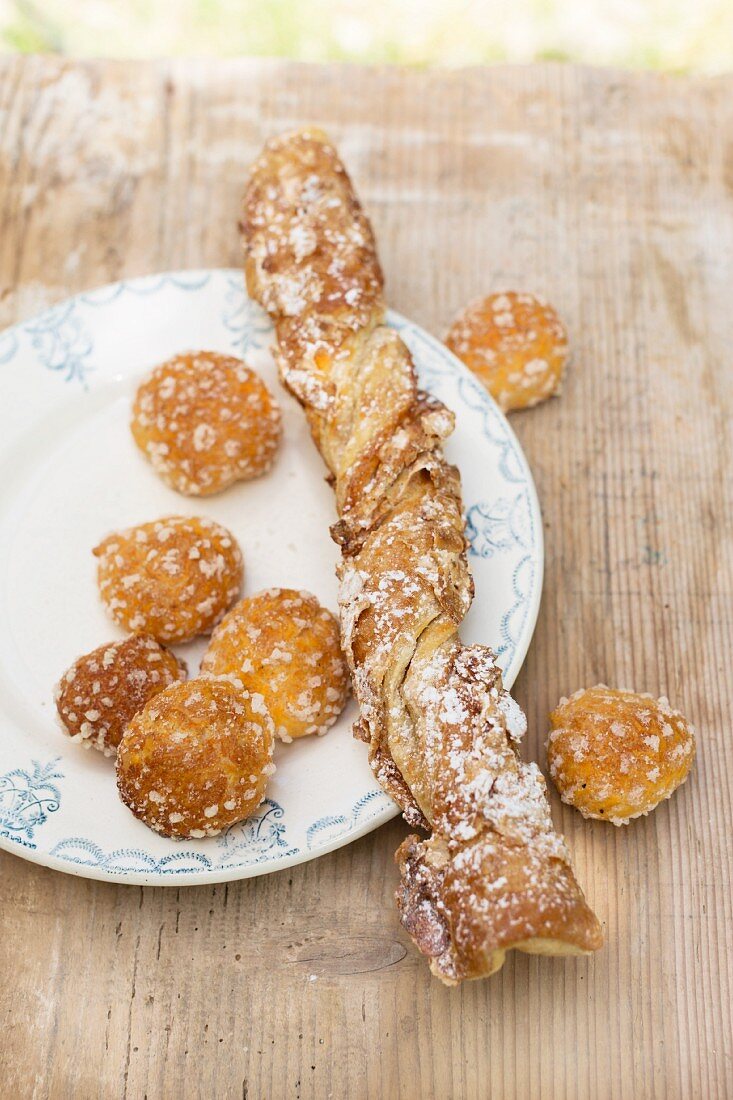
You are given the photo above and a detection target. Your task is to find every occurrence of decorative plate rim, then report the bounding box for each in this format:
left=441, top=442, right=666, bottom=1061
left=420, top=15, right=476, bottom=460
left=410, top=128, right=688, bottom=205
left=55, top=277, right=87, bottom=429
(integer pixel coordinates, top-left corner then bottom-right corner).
left=0, top=268, right=543, bottom=886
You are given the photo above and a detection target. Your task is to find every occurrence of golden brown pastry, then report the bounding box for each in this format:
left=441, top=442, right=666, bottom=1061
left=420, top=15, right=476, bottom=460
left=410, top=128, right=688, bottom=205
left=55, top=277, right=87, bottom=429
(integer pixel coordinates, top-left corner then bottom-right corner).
left=201, top=588, right=350, bottom=741
left=131, top=351, right=281, bottom=496
left=445, top=291, right=569, bottom=412
left=94, top=515, right=242, bottom=644
left=55, top=634, right=186, bottom=756
left=116, top=677, right=275, bottom=838
left=547, top=685, right=696, bottom=825
left=242, top=128, right=602, bottom=982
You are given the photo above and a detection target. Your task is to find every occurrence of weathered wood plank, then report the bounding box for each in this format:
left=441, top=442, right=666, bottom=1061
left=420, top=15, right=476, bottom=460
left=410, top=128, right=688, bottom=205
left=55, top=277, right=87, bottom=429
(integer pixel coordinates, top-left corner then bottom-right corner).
left=0, top=56, right=731, bottom=1099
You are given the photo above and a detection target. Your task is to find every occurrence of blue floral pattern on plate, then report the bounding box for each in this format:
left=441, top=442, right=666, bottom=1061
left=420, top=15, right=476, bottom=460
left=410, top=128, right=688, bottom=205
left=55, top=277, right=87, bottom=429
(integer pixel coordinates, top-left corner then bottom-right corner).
left=0, top=758, right=63, bottom=844
left=0, top=328, right=19, bottom=366
left=49, top=798, right=299, bottom=875
left=216, top=799, right=299, bottom=865
left=25, top=302, right=94, bottom=386
left=306, top=790, right=395, bottom=849
left=222, top=274, right=273, bottom=355
left=466, top=491, right=533, bottom=559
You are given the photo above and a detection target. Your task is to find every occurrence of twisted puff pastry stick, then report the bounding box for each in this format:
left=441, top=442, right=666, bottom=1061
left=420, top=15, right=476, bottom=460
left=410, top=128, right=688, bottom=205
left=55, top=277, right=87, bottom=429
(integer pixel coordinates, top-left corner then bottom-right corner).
left=241, top=129, right=602, bottom=983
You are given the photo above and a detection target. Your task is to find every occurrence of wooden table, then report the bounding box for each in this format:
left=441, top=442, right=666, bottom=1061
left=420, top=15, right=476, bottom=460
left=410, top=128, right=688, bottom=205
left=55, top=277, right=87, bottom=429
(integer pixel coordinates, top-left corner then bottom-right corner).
left=1, top=56, right=731, bottom=1100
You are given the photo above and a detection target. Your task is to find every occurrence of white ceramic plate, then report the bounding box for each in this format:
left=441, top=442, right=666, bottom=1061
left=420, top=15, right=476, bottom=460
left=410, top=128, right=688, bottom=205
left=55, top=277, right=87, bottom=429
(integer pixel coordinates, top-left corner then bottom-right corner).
left=0, top=269, right=543, bottom=885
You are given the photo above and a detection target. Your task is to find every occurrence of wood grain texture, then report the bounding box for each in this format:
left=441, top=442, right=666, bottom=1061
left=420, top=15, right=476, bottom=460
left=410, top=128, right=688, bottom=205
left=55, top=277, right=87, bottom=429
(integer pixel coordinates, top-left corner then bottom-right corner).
left=0, top=56, right=731, bottom=1099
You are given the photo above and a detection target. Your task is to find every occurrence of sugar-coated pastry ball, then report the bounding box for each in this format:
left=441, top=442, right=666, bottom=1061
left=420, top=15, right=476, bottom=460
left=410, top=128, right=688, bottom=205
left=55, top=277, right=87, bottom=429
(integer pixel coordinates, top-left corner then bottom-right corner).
left=55, top=634, right=186, bottom=757
left=130, top=351, right=282, bottom=496
left=201, top=588, right=350, bottom=742
left=445, top=291, right=569, bottom=412
left=116, top=677, right=275, bottom=838
left=547, top=685, right=696, bottom=825
left=94, top=515, right=242, bottom=644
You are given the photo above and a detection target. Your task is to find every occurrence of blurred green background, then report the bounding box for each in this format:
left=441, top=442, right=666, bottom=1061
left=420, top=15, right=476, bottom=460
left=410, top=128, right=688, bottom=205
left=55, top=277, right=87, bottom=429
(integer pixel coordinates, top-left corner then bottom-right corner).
left=1, top=0, right=732, bottom=72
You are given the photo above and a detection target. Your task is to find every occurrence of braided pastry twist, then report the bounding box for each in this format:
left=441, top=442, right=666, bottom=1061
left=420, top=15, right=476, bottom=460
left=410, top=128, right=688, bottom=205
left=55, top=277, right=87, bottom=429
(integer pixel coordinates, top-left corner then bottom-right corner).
left=242, top=129, right=602, bottom=983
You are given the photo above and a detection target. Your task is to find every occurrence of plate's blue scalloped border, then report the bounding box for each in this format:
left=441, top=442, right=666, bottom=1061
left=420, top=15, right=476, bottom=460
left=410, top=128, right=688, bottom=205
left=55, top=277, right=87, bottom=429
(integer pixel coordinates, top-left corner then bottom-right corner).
left=0, top=268, right=542, bottom=883
left=0, top=756, right=395, bottom=874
